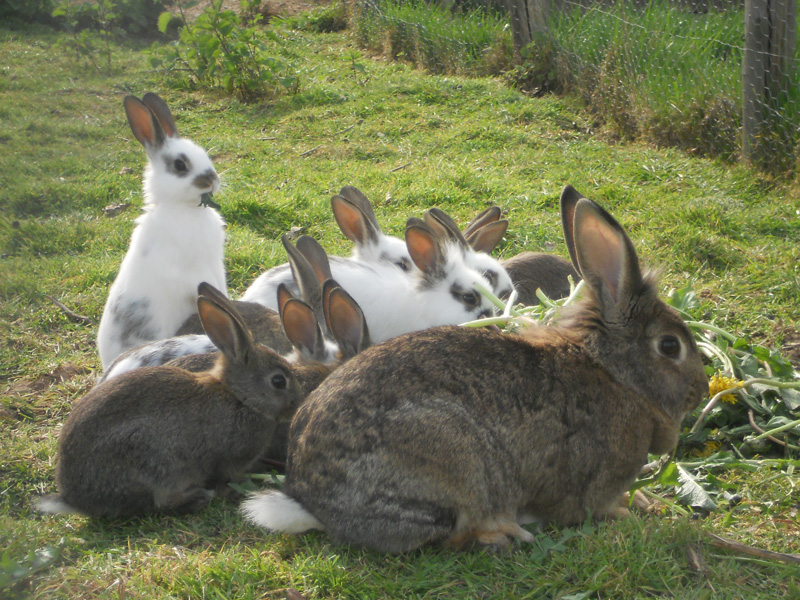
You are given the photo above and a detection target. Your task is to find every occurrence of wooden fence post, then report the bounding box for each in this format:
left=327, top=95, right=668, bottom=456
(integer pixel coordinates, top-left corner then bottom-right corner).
left=742, top=0, right=797, bottom=164
left=507, top=0, right=557, bottom=59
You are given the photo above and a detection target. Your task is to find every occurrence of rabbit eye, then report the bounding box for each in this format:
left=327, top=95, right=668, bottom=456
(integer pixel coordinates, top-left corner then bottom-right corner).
left=174, top=158, right=188, bottom=173
left=461, top=292, right=478, bottom=307
left=396, top=258, right=412, bottom=272
left=658, top=335, right=682, bottom=359
left=270, top=372, right=287, bottom=390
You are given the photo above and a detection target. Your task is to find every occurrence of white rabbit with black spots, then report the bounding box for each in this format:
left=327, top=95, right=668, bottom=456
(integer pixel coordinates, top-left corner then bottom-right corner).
left=97, top=92, right=225, bottom=368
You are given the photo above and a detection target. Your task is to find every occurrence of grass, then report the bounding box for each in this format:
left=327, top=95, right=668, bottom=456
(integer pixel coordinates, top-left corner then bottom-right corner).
left=348, top=0, right=800, bottom=169
left=1, top=16, right=799, bottom=600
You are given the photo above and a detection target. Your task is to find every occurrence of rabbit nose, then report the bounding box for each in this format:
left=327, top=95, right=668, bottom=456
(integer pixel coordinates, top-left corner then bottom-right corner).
left=194, top=169, right=219, bottom=192
left=478, top=308, right=493, bottom=319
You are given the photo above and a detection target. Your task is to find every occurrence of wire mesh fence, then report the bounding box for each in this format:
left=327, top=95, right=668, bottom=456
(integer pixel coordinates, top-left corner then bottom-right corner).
left=348, top=0, right=800, bottom=173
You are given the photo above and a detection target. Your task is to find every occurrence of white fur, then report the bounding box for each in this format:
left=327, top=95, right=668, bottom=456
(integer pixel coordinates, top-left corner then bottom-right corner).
left=97, top=135, right=225, bottom=368
left=245, top=249, right=494, bottom=344
left=241, top=490, right=324, bottom=533
left=100, top=334, right=217, bottom=382
left=464, top=250, right=515, bottom=300
left=36, top=496, right=79, bottom=515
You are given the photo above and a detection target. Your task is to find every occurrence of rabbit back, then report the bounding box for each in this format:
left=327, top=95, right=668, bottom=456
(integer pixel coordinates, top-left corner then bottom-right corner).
left=50, top=367, right=287, bottom=517
left=501, top=251, right=581, bottom=305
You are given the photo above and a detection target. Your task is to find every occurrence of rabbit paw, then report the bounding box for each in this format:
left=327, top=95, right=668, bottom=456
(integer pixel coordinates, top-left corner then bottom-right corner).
left=446, top=517, right=535, bottom=551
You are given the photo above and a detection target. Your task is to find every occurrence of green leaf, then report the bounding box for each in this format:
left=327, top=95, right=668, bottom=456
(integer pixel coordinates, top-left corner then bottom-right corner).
left=676, top=465, right=717, bottom=511
left=158, top=11, right=174, bottom=34
left=658, top=461, right=680, bottom=486
left=780, top=387, right=800, bottom=412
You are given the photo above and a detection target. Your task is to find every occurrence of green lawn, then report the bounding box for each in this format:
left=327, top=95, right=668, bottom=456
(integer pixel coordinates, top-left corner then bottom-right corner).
left=1, top=20, right=799, bottom=600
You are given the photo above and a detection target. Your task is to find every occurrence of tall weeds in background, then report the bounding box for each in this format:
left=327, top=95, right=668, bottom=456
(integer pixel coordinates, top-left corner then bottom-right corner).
left=151, top=0, right=300, bottom=101
left=550, top=1, right=746, bottom=160
left=352, top=0, right=513, bottom=76
left=348, top=0, right=800, bottom=170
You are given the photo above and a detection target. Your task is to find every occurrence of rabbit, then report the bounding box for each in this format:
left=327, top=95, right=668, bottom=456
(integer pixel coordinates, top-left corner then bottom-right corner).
left=423, top=207, right=514, bottom=301
left=459, top=205, right=580, bottom=304
left=99, top=234, right=335, bottom=383
left=96, top=92, right=225, bottom=369
left=169, top=279, right=370, bottom=464
left=242, top=186, right=414, bottom=306
left=240, top=185, right=708, bottom=553
left=501, top=252, right=581, bottom=306
left=37, top=282, right=303, bottom=519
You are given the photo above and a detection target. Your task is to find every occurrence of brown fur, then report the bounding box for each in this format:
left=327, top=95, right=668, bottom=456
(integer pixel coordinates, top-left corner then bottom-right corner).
left=268, top=187, right=707, bottom=553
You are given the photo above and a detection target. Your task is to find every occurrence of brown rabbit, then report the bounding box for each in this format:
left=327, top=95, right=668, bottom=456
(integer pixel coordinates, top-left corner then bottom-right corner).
left=241, top=185, right=707, bottom=552
left=170, top=278, right=371, bottom=464
left=37, top=282, right=303, bottom=518
left=501, top=252, right=581, bottom=306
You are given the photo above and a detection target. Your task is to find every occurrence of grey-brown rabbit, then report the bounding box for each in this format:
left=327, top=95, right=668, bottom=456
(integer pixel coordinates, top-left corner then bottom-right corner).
left=241, top=185, right=708, bottom=552
left=37, top=282, right=303, bottom=518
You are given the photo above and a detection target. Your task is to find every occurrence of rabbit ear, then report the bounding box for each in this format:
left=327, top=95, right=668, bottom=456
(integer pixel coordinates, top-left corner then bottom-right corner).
left=337, top=186, right=382, bottom=230
left=276, top=282, right=296, bottom=315
left=281, top=298, right=326, bottom=360
left=463, top=206, right=501, bottom=239
left=405, top=218, right=445, bottom=276
left=573, top=198, right=643, bottom=309
left=124, top=95, right=166, bottom=150
left=560, top=185, right=583, bottom=272
left=296, top=235, right=333, bottom=283
left=466, top=219, right=508, bottom=254
left=282, top=235, right=321, bottom=304
left=141, top=92, right=180, bottom=139
left=197, top=284, right=254, bottom=364
left=323, top=281, right=370, bottom=359
left=424, top=208, right=470, bottom=250
left=331, top=193, right=380, bottom=246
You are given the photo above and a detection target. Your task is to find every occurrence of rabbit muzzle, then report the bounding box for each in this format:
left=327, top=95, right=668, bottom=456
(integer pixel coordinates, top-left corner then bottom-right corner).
left=193, top=169, right=220, bottom=194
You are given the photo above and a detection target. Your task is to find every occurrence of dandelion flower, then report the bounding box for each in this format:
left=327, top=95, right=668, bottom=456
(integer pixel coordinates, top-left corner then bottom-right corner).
left=708, top=371, right=743, bottom=404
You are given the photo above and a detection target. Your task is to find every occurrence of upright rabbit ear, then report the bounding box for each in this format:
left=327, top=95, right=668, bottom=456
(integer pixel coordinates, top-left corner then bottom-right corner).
left=323, top=280, right=370, bottom=359
left=424, top=208, right=470, bottom=250
left=337, top=186, right=382, bottom=230
left=572, top=198, right=643, bottom=310
left=466, top=219, right=508, bottom=254
left=276, top=282, right=296, bottom=315
left=463, top=206, right=501, bottom=239
left=296, top=235, right=333, bottom=283
left=124, top=95, right=166, bottom=150
left=405, top=218, right=445, bottom=278
left=331, top=193, right=380, bottom=246
left=141, top=92, right=179, bottom=139
left=282, top=234, right=323, bottom=319
left=197, top=283, right=254, bottom=364
left=560, top=185, right=583, bottom=272
left=281, top=298, right=326, bottom=361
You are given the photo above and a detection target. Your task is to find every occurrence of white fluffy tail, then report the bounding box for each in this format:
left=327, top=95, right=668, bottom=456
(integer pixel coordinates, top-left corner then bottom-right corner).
left=36, top=495, right=80, bottom=515
left=240, top=490, right=324, bottom=534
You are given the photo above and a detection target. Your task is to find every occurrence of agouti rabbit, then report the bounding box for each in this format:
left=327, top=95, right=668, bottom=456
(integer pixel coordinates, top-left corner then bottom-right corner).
left=97, top=92, right=225, bottom=368
left=241, top=185, right=707, bottom=552
left=38, top=283, right=302, bottom=518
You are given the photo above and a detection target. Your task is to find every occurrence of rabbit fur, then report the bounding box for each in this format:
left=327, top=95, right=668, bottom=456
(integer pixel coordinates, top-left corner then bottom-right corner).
left=38, top=282, right=302, bottom=518
left=424, top=207, right=514, bottom=301
left=241, top=185, right=708, bottom=553
left=97, top=92, right=225, bottom=369
left=169, top=280, right=370, bottom=464
left=242, top=186, right=414, bottom=306
left=99, top=234, right=337, bottom=383
left=248, top=217, right=496, bottom=344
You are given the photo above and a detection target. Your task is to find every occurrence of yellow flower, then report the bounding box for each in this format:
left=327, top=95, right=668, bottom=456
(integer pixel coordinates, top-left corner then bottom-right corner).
left=708, top=371, right=743, bottom=404
left=690, top=439, right=722, bottom=458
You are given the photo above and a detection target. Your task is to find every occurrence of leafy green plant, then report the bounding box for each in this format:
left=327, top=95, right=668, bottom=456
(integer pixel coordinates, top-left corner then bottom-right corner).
left=151, top=0, right=300, bottom=101
left=52, top=0, right=119, bottom=72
